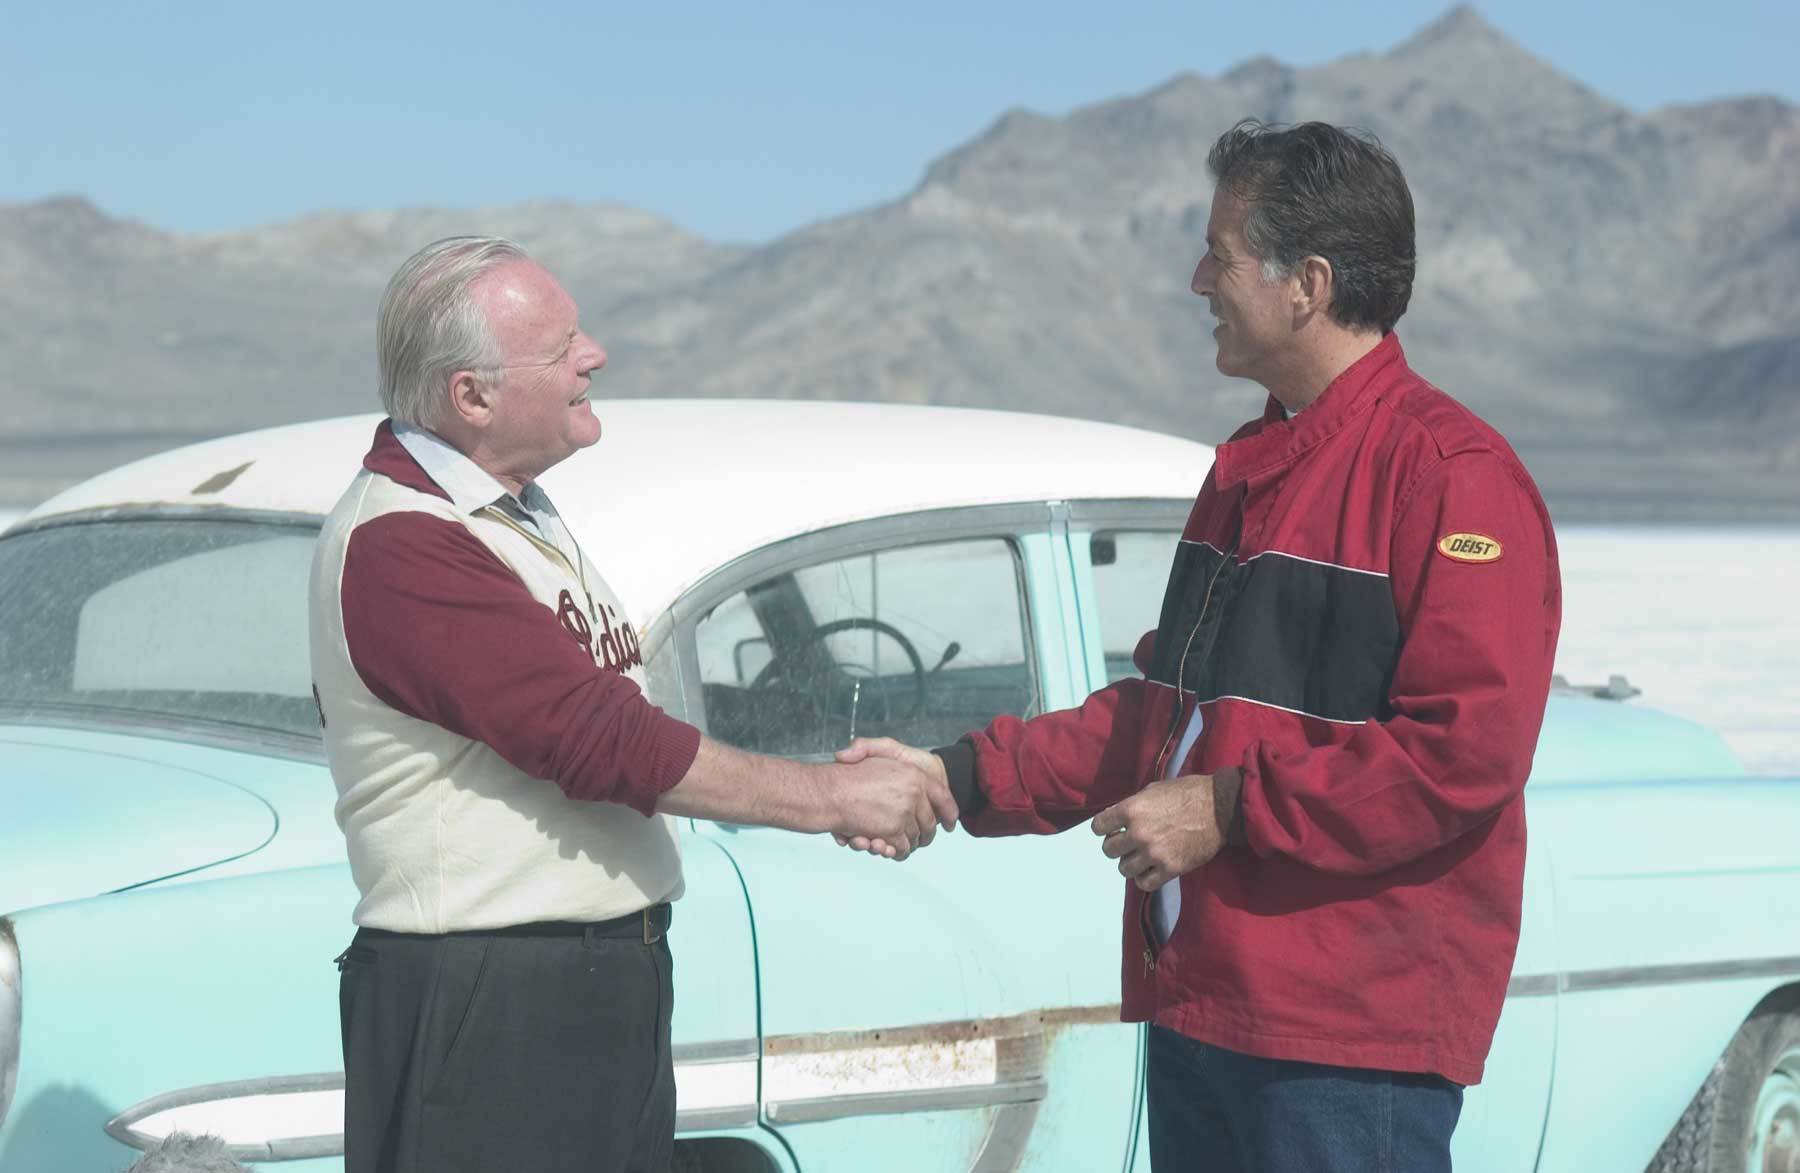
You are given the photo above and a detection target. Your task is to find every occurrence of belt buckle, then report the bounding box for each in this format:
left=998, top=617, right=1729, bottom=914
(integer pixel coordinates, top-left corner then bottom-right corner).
left=642, top=907, right=662, bottom=946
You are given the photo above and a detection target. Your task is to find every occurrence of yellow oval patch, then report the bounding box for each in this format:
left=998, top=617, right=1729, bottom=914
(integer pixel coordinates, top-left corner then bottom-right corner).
left=1436, top=532, right=1503, bottom=563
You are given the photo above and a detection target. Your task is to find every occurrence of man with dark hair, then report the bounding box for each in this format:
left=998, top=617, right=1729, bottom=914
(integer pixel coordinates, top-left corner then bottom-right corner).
left=844, top=120, right=1560, bottom=1171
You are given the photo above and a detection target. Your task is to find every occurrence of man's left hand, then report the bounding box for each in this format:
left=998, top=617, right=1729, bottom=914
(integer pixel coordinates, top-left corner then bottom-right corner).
left=1092, top=774, right=1228, bottom=892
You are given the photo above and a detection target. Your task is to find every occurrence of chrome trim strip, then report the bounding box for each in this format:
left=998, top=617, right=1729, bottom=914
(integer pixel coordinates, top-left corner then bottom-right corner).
left=1, top=505, right=324, bottom=538
left=104, top=1072, right=344, bottom=1161
left=1506, top=955, right=1800, bottom=999
left=0, top=919, right=19, bottom=1131
left=676, top=1105, right=760, bottom=1132
left=1062, top=499, right=1196, bottom=530
left=1505, top=974, right=1559, bottom=998
left=756, top=1007, right=1104, bottom=1126
left=95, top=1007, right=1124, bottom=1151
left=766, top=1077, right=1048, bottom=1125
left=103, top=1057, right=770, bottom=1154
left=970, top=1100, right=1042, bottom=1173
left=1564, top=954, right=1800, bottom=993
left=672, top=1039, right=760, bottom=1065
left=0, top=708, right=326, bottom=764
left=671, top=1044, right=758, bottom=1133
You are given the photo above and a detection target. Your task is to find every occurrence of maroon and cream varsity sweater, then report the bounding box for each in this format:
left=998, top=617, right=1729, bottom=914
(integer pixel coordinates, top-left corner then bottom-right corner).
left=308, top=422, right=701, bottom=933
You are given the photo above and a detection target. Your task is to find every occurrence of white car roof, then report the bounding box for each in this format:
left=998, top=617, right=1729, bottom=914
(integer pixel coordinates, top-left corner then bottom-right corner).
left=22, top=401, right=1213, bottom=615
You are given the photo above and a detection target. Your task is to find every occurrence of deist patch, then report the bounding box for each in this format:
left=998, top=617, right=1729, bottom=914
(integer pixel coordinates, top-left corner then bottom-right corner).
left=1436, top=532, right=1503, bottom=563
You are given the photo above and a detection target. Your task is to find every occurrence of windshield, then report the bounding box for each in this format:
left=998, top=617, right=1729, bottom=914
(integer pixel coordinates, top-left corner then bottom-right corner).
left=0, top=515, right=322, bottom=739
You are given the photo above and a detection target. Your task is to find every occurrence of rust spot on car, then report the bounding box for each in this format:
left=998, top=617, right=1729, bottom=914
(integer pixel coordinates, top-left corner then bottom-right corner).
left=191, top=462, right=253, bottom=495
left=1035, top=1004, right=1123, bottom=1030
left=762, top=1003, right=1119, bottom=1058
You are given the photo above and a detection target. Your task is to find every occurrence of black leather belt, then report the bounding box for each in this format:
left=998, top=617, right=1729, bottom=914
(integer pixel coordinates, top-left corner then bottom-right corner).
left=360, top=904, right=672, bottom=946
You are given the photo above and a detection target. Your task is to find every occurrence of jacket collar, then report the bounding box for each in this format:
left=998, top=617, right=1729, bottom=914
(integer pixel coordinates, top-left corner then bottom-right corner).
left=1210, top=332, right=1409, bottom=487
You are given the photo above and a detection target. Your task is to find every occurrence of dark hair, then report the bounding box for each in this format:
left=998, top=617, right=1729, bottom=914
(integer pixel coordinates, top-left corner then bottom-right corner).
left=1206, top=119, right=1416, bottom=333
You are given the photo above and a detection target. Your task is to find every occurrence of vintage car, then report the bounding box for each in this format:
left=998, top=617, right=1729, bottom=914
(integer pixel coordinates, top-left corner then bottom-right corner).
left=0, top=402, right=1795, bottom=1173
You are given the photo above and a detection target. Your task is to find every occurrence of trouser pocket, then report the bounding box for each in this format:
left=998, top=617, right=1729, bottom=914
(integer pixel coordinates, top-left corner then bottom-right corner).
left=421, top=936, right=494, bottom=1106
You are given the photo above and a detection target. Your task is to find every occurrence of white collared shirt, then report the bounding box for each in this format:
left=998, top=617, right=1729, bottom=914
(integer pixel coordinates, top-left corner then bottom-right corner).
left=392, top=422, right=577, bottom=563
left=1152, top=707, right=1206, bottom=944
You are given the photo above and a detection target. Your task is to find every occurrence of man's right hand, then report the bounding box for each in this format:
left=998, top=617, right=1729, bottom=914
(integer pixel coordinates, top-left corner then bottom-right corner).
left=829, top=750, right=958, bottom=860
left=833, top=738, right=951, bottom=858
left=656, top=734, right=955, bottom=858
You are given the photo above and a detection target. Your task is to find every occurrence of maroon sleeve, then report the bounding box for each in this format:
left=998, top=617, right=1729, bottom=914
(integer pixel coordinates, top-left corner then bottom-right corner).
left=958, top=676, right=1157, bottom=836
left=1236, top=452, right=1561, bottom=874
left=946, top=632, right=1160, bottom=836
left=339, top=512, right=701, bottom=816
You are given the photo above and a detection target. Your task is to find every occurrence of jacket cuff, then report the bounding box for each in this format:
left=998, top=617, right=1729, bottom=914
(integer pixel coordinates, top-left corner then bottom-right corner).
left=1212, top=765, right=1246, bottom=845
left=931, top=740, right=985, bottom=819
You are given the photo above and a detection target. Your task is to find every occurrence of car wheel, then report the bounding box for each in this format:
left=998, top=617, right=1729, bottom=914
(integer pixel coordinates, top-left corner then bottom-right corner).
left=1647, top=992, right=1800, bottom=1173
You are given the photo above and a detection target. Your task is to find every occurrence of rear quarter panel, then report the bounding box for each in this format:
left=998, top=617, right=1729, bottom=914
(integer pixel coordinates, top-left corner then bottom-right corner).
left=1533, top=761, right=1800, bottom=1171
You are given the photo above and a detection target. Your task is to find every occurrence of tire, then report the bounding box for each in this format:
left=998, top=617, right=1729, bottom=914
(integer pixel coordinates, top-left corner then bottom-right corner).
left=1646, top=992, right=1800, bottom=1173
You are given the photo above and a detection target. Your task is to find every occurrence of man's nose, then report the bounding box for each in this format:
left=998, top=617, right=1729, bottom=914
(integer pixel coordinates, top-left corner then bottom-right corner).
left=1190, top=259, right=1211, bottom=297
left=579, top=337, right=607, bottom=374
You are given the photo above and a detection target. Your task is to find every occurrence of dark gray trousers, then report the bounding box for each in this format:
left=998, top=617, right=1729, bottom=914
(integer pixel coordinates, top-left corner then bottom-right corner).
left=338, top=910, right=674, bottom=1173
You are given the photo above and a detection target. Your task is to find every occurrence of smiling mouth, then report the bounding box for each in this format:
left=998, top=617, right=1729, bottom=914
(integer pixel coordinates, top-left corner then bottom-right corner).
left=569, top=392, right=590, bottom=406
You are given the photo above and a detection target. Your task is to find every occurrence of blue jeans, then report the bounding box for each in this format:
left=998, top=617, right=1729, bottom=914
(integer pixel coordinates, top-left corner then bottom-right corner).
left=1147, top=1025, right=1463, bottom=1173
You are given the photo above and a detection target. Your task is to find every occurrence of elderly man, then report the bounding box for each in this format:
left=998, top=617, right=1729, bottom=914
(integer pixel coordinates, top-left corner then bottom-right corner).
left=309, top=236, right=955, bottom=1173
left=844, top=121, right=1560, bottom=1171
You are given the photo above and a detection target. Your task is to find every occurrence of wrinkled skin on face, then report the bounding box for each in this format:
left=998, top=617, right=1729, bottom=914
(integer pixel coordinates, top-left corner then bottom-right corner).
left=471, top=260, right=608, bottom=489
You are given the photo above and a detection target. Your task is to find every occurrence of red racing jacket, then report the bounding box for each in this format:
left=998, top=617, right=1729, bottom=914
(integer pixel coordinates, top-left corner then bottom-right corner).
left=947, top=333, right=1561, bottom=1084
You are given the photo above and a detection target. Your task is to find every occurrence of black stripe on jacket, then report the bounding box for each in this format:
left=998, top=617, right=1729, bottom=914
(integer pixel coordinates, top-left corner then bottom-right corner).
left=1146, top=542, right=1399, bottom=724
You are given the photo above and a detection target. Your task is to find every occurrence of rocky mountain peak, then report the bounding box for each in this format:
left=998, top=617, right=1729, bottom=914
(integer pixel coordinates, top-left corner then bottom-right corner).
left=1, top=6, right=1795, bottom=519
left=4, top=195, right=122, bottom=237
left=1393, top=3, right=1507, bottom=56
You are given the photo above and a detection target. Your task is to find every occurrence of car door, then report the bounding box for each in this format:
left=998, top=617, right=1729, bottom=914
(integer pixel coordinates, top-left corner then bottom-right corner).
left=657, top=504, right=1143, bottom=1173
left=1066, top=503, right=1556, bottom=1173
left=1065, top=502, right=1186, bottom=1173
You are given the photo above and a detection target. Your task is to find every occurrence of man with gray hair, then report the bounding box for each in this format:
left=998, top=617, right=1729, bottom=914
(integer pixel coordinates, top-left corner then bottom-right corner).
left=843, top=121, right=1560, bottom=1170
left=309, top=237, right=956, bottom=1173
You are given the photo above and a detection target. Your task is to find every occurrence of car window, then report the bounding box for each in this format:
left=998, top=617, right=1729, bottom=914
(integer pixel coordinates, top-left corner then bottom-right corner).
left=1088, top=530, right=1181, bottom=684
left=0, top=518, right=321, bottom=737
left=694, top=537, right=1037, bottom=757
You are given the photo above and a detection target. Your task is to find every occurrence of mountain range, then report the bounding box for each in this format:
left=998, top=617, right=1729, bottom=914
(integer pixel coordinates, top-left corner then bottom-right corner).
left=3, top=4, right=1796, bottom=518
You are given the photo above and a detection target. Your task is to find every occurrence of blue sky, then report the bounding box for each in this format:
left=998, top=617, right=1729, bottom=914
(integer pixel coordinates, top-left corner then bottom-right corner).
left=4, top=0, right=1795, bottom=243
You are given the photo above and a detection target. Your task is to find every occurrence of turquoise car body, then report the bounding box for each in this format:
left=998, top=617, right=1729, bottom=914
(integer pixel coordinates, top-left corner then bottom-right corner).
left=1, top=405, right=1795, bottom=1172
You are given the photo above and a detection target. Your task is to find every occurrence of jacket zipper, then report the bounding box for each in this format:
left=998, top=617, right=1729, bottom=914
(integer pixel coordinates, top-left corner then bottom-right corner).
left=1140, top=551, right=1225, bottom=978
left=1141, top=519, right=1242, bottom=978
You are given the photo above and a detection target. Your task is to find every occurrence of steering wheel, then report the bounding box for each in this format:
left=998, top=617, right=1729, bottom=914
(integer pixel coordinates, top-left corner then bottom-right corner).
left=749, top=616, right=929, bottom=727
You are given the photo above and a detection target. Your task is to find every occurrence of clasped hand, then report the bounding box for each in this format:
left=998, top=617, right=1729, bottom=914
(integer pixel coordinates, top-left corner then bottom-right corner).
left=837, top=738, right=1226, bottom=885
left=829, top=744, right=958, bottom=860
left=832, top=738, right=954, bottom=860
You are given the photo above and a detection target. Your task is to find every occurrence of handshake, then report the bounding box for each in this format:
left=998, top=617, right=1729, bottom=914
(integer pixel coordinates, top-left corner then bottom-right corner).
left=824, top=737, right=1234, bottom=885
left=823, top=738, right=958, bottom=860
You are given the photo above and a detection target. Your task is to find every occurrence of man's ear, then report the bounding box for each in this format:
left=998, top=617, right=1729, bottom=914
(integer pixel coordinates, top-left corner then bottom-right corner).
left=445, top=370, right=492, bottom=429
left=1293, top=255, right=1335, bottom=321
